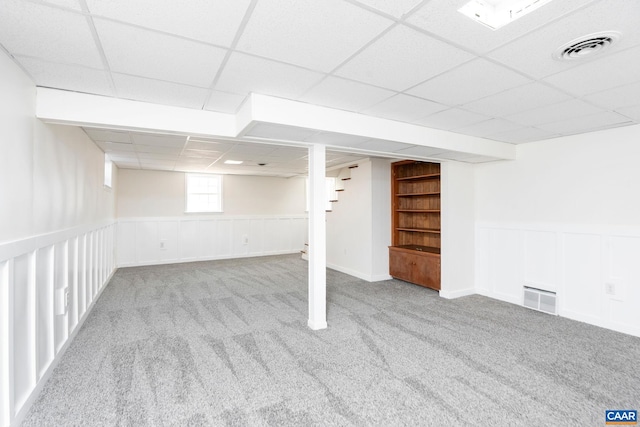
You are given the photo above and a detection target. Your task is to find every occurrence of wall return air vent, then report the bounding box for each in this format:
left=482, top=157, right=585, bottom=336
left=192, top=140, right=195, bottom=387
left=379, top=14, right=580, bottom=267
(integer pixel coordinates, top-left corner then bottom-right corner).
left=523, top=286, right=557, bottom=315
left=553, top=31, right=621, bottom=61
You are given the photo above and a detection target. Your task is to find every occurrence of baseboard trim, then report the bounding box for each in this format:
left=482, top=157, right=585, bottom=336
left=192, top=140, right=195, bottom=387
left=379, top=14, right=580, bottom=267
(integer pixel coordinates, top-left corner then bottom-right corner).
left=118, top=250, right=301, bottom=268
left=439, top=287, right=476, bottom=299
left=326, top=263, right=390, bottom=282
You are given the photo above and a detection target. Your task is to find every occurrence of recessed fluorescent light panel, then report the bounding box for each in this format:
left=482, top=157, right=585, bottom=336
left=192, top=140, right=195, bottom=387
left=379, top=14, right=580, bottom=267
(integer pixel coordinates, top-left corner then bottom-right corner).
left=458, top=0, right=555, bottom=30
left=224, top=160, right=243, bottom=165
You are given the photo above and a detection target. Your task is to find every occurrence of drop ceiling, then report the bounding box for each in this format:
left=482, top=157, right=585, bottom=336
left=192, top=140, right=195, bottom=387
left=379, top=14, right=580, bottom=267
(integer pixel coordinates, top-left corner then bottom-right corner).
left=1, top=0, right=639, bottom=175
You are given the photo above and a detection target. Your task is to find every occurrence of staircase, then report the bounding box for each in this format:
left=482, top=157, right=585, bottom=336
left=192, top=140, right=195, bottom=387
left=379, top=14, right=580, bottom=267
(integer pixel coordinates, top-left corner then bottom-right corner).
left=301, top=164, right=358, bottom=259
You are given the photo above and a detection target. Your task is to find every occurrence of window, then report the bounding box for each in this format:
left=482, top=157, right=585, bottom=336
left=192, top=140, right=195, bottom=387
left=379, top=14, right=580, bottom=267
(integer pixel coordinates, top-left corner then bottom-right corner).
left=104, top=155, right=113, bottom=188
left=185, top=174, right=223, bottom=213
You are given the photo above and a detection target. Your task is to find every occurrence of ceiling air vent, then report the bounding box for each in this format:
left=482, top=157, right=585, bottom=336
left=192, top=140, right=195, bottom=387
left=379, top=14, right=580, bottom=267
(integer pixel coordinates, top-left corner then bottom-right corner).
left=553, top=31, right=621, bottom=61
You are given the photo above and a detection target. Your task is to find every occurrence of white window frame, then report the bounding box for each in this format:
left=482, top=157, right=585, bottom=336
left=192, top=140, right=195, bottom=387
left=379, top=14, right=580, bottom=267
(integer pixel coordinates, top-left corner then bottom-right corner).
left=185, top=173, right=223, bottom=213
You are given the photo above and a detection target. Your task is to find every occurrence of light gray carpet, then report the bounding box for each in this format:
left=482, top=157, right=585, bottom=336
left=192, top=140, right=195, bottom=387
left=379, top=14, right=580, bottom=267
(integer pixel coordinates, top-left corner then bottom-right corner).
left=22, top=254, right=640, bottom=426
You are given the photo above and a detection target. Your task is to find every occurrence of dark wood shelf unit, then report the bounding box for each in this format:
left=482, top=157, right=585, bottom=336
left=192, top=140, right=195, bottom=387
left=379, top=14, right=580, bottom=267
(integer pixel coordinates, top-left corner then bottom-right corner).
left=395, top=173, right=440, bottom=181
left=390, top=160, right=441, bottom=291
left=397, top=192, right=441, bottom=197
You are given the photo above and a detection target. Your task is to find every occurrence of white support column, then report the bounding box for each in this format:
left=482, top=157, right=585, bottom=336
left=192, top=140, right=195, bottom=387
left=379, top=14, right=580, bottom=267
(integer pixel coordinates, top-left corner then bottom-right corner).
left=308, top=144, right=327, bottom=330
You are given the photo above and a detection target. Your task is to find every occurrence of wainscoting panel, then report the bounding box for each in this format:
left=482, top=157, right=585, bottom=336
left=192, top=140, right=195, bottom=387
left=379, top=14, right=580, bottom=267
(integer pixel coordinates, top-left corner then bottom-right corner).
left=0, top=222, right=116, bottom=427
left=477, top=222, right=640, bottom=337
left=488, top=228, right=522, bottom=304
left=524, top=230, right=557, bottom=292
left=117, top=216, right=308, bottom=268
left=562, top=233, right=602, bottom=323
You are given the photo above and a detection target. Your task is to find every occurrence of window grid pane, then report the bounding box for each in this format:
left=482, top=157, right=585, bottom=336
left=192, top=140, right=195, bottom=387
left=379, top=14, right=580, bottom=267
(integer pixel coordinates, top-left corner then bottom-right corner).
left=186, top=174, right=222, bottom=212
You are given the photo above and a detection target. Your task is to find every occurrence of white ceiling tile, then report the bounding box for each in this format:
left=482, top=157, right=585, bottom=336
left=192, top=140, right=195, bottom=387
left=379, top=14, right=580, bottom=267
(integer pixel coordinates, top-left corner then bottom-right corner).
left=135, top=145, right=183, bottom=155
left=215, top=53, right=324, bottom=99
left=86, top=0, right=250, bottom=47
left=617, top=106, right=640, bottom=122
left=392, top=145, right=447, bottom=157
left=140, top=162, right=175, bottom=171
left=414, top=108, right=489, bottom=130
left=236, top=0, right=392, bottom=72
left=178, top=157, right=216, bottom=165
left=584, top=82, right=640, bottom=110
left=131, top=133, right=187, bottom=147
left=335, top=25, right=474, bottom=91
left=505, top=99, right=605, bottom=127
left=108, top=154, right=138, bottom=162
left=226, top=142, right=280, bottom=156
left=305, top=132, right=371, bottom=147
left=406, top=0, right=597, bottom=54
left=204, top=91, right=247, bottom=114
left=352, top=0, right=423, bottom=18
left=488, top=0, right=640, bottom=79
left=94, top=19, right=226, bottom=87
left=17, top=57, right=114, bottom=96
left=136, top=152, right=178, bottom=161
left=363, top=94, right=447, bottom=123
left=536, top=111, right=633, bottom=134
left=0, top=0, right=103, bottom=67
left=487, top=127, right=558, bottom=144
left=244, top=123, right=319, bottom=142
left=543, top=45, right=640, bottom=97
left=356, top=139, right=410, bottom=152
left=182, top=150, right=222, bottom=160
left=40, top=0, right=83, bottom=11
left=462, top=83, right=571, bottom=117
left=112, top=73, right=209, bottom=109
left=83, top=129, right=131, bottom=143
left=407, top=59, right=531, bottom=105
left=97, top=142, right=136, bottom=152
left=186, top=140, right=235, bottom=152
left=298, top=77, right=395, bottom=112
left=453, top=119, right=522, bottom=138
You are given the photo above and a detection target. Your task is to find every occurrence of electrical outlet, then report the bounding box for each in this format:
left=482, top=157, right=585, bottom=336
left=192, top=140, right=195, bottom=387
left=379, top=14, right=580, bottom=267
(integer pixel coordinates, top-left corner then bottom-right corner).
left=243, top=235, right=249, bottom=245
left=160, top=239, right=167, bottom=250
left=605, top=282, right=616, bottom=296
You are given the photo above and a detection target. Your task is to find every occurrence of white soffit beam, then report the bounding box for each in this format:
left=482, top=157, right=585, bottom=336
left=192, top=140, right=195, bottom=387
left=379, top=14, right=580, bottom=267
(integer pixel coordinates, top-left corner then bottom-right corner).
left=36, top=88, right=237, bottom=137
left=36, top=89, right=515, bottom=161
left=243, top=94, right=516, bottom=160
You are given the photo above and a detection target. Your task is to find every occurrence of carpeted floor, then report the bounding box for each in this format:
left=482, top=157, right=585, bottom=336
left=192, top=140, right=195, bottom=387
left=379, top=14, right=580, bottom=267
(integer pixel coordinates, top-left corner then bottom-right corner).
left=22, top=254, right=640, bottom=426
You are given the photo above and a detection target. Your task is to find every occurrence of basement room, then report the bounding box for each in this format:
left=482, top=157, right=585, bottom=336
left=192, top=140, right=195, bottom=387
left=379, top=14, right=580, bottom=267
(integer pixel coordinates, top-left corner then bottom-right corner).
left=1, top=0, right=639, bottom=426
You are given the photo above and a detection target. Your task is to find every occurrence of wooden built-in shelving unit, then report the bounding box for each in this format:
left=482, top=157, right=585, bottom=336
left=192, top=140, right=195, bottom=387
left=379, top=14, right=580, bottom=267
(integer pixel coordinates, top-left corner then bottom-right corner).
left=389, top=160, right=441, bottom=291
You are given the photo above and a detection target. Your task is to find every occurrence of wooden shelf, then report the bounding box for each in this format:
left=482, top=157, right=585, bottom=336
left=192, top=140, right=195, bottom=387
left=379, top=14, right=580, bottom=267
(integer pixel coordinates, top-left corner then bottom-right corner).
left=396, top=228, right=441, bottom=234
left=391, top=160, right=441, bottom=291
left=397, top=192, right=440, bottom=197
left=396, top=173, right=440, bottom=181
left=393, top=245, right=440, bottom=255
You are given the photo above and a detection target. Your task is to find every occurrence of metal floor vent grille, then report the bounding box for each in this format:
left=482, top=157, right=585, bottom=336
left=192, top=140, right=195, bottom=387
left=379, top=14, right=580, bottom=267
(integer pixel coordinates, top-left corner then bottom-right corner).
left=523, top=286, right=557, bottom=315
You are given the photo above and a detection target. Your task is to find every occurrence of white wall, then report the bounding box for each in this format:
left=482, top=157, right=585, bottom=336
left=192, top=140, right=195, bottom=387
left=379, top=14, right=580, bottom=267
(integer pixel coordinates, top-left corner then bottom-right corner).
left=475, top=125, right=640, bottom=337
left=326, top=158, right=391, bottom=282
left=0, top=51, right=117, bottom=427
left=441, top=161, right=475, bottom=299
left=116, top=169, right=308, bottom=266
left=118, top=169, right=306, bottom=217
